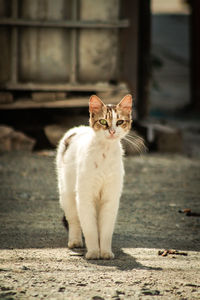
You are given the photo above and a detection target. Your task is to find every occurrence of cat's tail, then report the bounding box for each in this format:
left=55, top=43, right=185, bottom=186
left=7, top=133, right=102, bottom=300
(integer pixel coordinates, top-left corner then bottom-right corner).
left=62, top=215, right=69, bottom=231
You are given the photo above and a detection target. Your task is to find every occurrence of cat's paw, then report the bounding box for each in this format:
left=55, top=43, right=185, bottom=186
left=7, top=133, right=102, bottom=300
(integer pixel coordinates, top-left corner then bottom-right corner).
left=100, top=250, right=115, bottom=260
left=85, top=249, right=100, bottom=260
left=68, top=239, right=83, bottom=249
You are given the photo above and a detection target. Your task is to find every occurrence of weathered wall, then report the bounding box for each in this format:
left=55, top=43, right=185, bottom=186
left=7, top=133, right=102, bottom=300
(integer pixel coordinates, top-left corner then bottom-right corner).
left=78, top=0, right=119, bottom=83
left=19, top=0, right=71, bottom=83
left=0, top=0, right=120, bottom=84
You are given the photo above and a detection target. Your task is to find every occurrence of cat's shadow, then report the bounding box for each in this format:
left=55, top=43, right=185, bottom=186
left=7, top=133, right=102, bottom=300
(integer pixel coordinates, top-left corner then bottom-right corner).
left=70, top=247, right=162, bottom=272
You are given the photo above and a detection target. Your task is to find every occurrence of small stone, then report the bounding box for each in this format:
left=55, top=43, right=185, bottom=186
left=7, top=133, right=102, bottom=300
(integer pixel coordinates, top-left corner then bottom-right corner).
left=76, top=283, right=87, bottom=286
left=0, top=291, right=16, bottom=297
left=22, top=266, right=30, bottom=270
left=185, top=283, right=200, bottom=288
left=141, top=289, right=160, bottom=296
left=92, top=296, right=105, bottom=300
left=1, top=287, right=12, bottom=291
left=20, top=192, right=29, bottom=200
left=44, top=124, right=67, bottom=146
left=116, top=290, right=125, bottom=295
left=0, top=125, right=36, bottom=151
left=112, top=290, right=125, bottom=299
left=58, top=287, right=65, bottom=292
left=0, top=125, right=13, bottom=138
left=18, top=257, right=24, bottom=261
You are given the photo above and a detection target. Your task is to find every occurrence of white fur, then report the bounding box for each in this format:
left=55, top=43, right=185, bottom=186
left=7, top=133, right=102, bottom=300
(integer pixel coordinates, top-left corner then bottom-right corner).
left=56, top=125, right=125, bottom=259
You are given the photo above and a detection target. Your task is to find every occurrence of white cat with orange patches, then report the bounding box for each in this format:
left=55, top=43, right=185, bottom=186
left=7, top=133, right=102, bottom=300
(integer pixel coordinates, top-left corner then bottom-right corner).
left=56, top=94, right=133, bottom=259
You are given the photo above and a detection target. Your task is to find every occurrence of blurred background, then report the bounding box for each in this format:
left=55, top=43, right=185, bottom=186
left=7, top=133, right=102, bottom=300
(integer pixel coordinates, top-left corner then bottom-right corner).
left=0, top=0, right=199, bottom=155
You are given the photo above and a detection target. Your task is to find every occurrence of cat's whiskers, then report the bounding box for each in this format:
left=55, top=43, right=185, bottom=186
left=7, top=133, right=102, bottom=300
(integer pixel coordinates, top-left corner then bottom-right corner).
left=123, top=133, right=147, bottom=155
left=126, top=132, right=145, bottom=143
left=125, top=134, right=146, bottom=150
left=123, top=138, right=141, bottom=154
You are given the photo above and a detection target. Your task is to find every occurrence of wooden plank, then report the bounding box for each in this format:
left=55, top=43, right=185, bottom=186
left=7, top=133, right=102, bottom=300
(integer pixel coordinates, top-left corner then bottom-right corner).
left=31, top=92, right=66, bottom=102
left=3, top=82, right=126, bottom=92
left=0, top=98, right=87, bottom=109
left=0, top=96, right=119, bottom=109
left=0, top=18, right=129, bottom=28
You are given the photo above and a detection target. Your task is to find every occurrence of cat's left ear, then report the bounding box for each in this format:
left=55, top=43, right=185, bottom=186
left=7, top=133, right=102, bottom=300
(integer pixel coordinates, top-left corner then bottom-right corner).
left=89, top=95, right=105, bottom=113
left=117, top=94, right=132, bottom=113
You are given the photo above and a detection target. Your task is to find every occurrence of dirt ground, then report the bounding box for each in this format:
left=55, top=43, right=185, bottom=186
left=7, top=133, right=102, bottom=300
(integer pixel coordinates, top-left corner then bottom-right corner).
left=0, top=151, right=200, bottom=300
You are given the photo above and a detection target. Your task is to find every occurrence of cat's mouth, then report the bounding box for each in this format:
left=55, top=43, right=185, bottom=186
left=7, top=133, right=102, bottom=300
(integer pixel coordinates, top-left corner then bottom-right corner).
left=107, top=134, right=119, bottom=140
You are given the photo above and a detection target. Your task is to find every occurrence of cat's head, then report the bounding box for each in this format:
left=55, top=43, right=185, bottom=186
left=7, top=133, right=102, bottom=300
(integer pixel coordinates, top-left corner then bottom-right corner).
left=89, top=94, right=132, bottom=141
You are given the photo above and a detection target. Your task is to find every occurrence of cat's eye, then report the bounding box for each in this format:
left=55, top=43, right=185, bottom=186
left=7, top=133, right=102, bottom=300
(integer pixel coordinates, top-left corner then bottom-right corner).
left=99, top=119, right=108, bottom=126
left=116, top=120, right=124, bottom=126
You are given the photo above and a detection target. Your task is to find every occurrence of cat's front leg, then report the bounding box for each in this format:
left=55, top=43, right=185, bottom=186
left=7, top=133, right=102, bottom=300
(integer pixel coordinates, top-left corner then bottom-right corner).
left=99, top=190, right=120, bottom=259
left=76, top=193, right=100, bottom=259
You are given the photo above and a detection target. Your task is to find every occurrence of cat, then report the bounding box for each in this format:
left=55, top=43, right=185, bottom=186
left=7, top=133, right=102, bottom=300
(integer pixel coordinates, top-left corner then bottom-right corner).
left=56, top=94, right=133, bottom=260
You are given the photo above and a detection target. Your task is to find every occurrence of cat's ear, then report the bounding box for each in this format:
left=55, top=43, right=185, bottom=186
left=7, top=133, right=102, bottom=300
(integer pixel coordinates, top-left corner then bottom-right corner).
left=117, top=94, right=132, bottom=113
left=89, top=95, right=105, bottom=113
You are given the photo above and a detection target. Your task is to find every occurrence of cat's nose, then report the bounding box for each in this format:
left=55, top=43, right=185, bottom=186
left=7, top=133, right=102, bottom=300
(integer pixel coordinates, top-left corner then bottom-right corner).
left=109, top=129, right=116, bottom=135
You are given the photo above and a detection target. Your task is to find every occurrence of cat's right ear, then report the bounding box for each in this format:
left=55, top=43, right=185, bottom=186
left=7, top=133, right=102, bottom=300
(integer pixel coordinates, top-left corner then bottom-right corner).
left=117, top=94, right=132, bottom=113
left=89, top=95, right=104, bottom=113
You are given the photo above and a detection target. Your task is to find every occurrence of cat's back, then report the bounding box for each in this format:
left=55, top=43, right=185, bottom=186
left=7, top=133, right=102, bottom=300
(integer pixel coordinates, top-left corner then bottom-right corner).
left=62, top=125, right=92, bottom=143
left=56, top=126, right=93, bottom=164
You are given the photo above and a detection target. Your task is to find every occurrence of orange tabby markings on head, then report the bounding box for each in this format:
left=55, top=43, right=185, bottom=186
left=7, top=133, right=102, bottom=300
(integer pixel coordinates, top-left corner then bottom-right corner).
left=89, top=94, right=132, bottom=134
